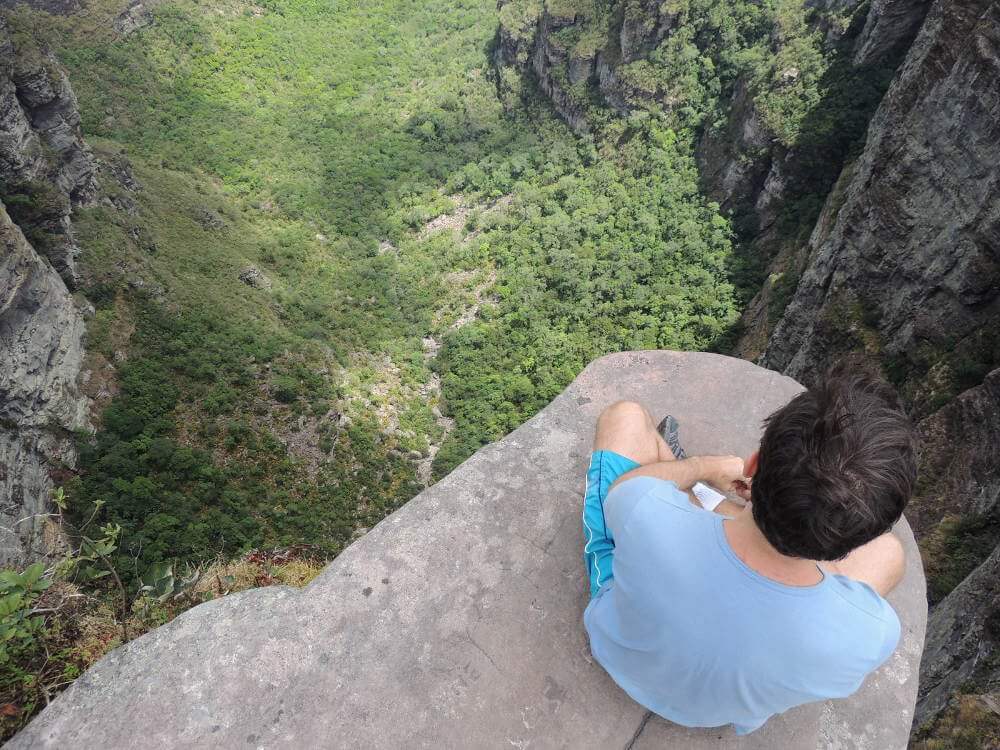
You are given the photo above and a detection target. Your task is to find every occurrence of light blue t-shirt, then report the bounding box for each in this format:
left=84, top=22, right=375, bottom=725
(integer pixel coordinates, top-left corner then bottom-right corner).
left=584, top=476, right=901, bottom=735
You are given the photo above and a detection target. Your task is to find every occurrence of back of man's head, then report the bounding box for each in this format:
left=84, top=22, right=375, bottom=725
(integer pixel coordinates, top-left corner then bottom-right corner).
left=751, top=362, right=917, bottom=561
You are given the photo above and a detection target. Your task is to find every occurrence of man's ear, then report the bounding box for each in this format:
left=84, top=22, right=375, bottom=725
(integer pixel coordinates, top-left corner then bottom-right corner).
left=745, top=450, right=760, bottom=477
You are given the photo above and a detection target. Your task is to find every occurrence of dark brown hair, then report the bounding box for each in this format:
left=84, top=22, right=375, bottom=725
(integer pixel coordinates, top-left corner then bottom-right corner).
left=751, top=362, right=917, bottom=561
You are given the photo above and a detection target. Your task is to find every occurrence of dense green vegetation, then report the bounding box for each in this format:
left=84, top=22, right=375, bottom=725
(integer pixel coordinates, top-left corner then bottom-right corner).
left=5, top=0, right=900, bottom=591
left=4, top=0, right=742, bottom=582
left=497, top=0, right=897, bottom=298
left=433, top=124, right=735, bottom=470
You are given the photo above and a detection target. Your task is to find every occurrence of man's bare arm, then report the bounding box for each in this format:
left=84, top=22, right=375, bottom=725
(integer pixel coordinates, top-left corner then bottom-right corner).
left=609, top=456, right=744, bottom=494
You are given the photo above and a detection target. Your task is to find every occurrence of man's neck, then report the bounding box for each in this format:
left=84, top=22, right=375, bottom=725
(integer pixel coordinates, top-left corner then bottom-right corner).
left=722, top=510, right=824, bottom=587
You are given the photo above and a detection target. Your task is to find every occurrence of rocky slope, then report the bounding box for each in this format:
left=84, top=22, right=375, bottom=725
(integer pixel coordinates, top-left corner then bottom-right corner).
left=0, top=16, right=97, bottom=287
left=761, top=0, right=999, bottom=386
left=0, top=17, right=92, bottom=564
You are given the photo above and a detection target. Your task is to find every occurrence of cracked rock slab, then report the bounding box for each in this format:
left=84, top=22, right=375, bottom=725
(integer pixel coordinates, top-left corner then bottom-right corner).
left=9, top=352, right=926, bottom=749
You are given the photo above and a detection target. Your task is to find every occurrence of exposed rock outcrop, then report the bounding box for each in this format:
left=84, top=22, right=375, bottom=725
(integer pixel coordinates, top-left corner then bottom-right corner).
left=494, top=0, right=681, bottom=133
left=916, top=539, right=1000, bottom=729
left=0, top=17, right=92, bottom=564
left=906, top=368, right=1000, bottom=732
left=694, top=77, right=773, bottom=220
left=853, top=0, right=935, bottom=66
left=7, top=352, right=927, bottom=750
left=0, top=17, right=97, bottom=287
left=238, top=264, right=271, bottom=290
left=761, top=0, right=1000, bottom=384
left=494, top=2, right=593, bottom=132
left=113, top=0, right=154, bottom=36
left=909, top=368, right=1000, bottom=536
left=0, top=202, right=88, bottom=563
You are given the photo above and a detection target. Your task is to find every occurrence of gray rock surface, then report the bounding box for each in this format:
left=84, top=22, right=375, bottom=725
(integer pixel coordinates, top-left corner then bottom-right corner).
left=762, top=0, right=1000, bottom=384
left=0, top=16, right=97, bottom=286
left=619, top=0, right=678, bottom=64
left=493, top=0, right=678, bottom=133
left=113, top=0, right=154, bottom=36
left=853, top=0, right=934, bottom=66
left=0, top=17, right=94, bottom=564
left=526, top=10, right=592, bottom=133
left=239, top=264, right=271, bottom=290
left=909, top=367, right=1000, bottom=535
left=0, top=201, right=88, bottom=563
left=907, top=367, right=1000, bottom=731
left=916, top=540, right=1000, bottom=730
left=10, top=352, right=926, bottom=749
left=695, top=77, right=772, bottom=219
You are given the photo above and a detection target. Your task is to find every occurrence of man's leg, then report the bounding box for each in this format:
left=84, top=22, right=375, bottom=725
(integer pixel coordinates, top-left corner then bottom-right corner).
left=593, top=401, right=674, bottom=464
left=583, top=402, right=669, bottom=598
left=822, top=532, right=905, bottom=597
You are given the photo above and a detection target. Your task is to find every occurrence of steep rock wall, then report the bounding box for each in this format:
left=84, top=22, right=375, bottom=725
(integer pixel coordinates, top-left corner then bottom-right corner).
left=0, top=202, right=88, bottom=563
left=0, top=17, right=92, bottom=563
left=494, top=0, right=682, bottom=134
left=761, top=0, right=1000, bottom=383
left=912, top=368, right=1000, bottom=728
left=0, top=16, right=96, bottom=287
left=853, top=0, right=935, bottom=66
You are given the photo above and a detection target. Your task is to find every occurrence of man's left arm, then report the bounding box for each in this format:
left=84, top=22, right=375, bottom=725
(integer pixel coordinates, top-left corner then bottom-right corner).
left=609, top=455, right=750, bottom=504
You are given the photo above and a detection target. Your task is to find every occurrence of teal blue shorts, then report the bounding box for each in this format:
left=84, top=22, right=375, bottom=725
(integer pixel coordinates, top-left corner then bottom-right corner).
left=583, top=450, right=640, bottom=598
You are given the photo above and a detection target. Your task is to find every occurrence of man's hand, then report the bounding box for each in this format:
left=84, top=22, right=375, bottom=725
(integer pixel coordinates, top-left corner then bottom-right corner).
left=699, top=456, right=752, bottom=500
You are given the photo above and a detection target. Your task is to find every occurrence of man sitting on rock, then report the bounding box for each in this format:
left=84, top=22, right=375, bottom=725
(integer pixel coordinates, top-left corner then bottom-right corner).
left=582, top=365, right=915, bottom=735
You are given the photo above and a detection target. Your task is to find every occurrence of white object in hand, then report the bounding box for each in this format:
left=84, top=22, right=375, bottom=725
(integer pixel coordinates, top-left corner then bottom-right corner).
left=692, top=482, right=726, bottom=512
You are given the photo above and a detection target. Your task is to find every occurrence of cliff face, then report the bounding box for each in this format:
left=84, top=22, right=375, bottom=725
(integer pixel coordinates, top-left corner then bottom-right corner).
left=0, top=203, right=88, bottom=563
left=761, top=0, right=999, bottom=385
left=494, top=1, right=685, bottom=133
left=0, top=18, right=91, bottom=564
left=0, top=17, right=96, bottom=287
left=913, top=368, right=1000, bottom=727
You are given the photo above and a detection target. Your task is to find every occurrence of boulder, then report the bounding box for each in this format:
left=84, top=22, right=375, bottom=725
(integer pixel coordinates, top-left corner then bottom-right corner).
left=9, top=352, right=927, bottom=749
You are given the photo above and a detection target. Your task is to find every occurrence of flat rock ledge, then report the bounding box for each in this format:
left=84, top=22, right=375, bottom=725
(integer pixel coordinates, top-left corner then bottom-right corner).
left=11, top=352, right=926, bottom=749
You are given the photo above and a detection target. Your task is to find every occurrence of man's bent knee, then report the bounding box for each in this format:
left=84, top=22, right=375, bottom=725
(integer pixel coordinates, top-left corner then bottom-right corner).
left=828, top=531, right=905, bottom=597
left=594, top=400, right=659, bottom=464
left=881, top=532, right=906, bottom=594
left=599, top=400, right=649, bottom=423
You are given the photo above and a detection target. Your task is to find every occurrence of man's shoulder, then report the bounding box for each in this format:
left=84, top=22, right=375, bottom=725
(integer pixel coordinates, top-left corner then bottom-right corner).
left=826, top=573, right=898, bottom=624
left=820, top=574, right=901, bottom=669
